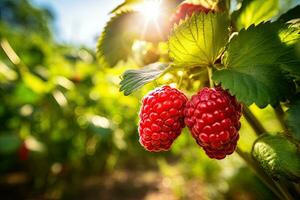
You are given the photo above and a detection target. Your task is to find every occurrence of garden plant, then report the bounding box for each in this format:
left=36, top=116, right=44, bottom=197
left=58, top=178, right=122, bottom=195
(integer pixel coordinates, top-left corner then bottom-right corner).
left=97, top=0, right=300, bottom=199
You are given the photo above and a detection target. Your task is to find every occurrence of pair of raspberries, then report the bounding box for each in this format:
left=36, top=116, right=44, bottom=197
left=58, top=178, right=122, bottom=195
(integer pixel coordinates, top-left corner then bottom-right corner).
left=138, top=86, right=242, bottom=159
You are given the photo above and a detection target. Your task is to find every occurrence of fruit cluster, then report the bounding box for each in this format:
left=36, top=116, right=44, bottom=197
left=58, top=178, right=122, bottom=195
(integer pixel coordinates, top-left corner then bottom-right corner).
left=138, top=86, right=242, bottom=159
left=138, top=2, right=242, bottom=159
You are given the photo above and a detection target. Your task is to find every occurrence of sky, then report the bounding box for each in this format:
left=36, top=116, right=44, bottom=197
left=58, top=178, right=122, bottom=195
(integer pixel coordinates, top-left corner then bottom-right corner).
left=31, top=0, right=123, bottom=48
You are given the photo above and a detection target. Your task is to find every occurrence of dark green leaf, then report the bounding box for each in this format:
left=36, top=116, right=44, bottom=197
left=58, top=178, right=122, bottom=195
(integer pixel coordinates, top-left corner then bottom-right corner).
left=286, top=98, right=300, bottom=142
left=120, top=62, right=170, bottom=95
left=252, top=134, right=300, bottom=182
left=213, top=22, right=296, bottom=108
left=168, top=12, right=229, bottom=67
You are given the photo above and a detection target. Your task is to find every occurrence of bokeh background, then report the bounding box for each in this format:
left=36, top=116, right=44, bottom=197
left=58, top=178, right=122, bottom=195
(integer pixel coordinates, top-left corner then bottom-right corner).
left=0, top=0, right=298, bottom=199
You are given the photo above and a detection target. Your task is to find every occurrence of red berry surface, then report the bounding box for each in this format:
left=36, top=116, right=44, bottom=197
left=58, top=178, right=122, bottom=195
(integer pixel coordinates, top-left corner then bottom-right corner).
left=139, top=86, right=187, bottom=152
left=170, top=2, right=212, bottom=26
left=184, top=87, right=242, bottom=159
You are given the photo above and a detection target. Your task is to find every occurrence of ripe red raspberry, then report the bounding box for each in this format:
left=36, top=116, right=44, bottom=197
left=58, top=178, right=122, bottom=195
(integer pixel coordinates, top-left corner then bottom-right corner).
left=139, top=86, right=187, bottom=152
left=170, top=2, right=212, bottom=26
left=184, top=87, right=242, bottom=159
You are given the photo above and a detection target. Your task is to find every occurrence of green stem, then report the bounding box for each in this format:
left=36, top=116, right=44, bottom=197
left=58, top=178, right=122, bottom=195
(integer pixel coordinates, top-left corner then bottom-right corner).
left=275, top=181, right=294, bottom=200
left=236, top=148, right=285, bottom=200
left=207, top=66, right=214, bottom=88
left=273, top=105, right=300, bottom=147
left=177, top=70, right=184, bottom=89
left=242, top=105, right=266, bottom=135
left=273, top=105, right=288, bottom=132
left=240, top=106, right=294, bottom=199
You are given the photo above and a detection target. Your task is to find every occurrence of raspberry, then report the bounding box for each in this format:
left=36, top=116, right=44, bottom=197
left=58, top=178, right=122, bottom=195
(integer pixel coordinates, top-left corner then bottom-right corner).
left=184, top=87, right=242, bottom=159
left=170, top=2, right=212, bottom=26
left=138, top=86, right=187, bottom=152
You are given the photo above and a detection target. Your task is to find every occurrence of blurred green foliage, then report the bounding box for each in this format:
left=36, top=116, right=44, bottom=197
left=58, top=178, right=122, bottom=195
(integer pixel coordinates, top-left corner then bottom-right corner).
left=0, top=0, right=286, bottom=199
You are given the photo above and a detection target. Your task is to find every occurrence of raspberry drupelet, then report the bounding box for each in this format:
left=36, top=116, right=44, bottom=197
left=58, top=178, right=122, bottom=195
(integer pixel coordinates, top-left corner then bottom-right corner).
left=138, top=86, right=187, bottom=152
left=184, top=87, right=242, bottom=159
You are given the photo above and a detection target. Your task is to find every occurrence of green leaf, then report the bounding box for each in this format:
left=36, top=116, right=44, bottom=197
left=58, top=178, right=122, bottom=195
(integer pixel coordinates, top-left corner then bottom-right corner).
left=168, top=12, right=229, bottom=67
left=120, top=62, right=169, bottom=95
left=97, top=10, right=170, bottom=67
left=285, top=98, right=300, bottom=142
left=110, top=0, right=142, bottom=14
left=0, top=135, right=21, bottom=155
left=23, top=72, right=49, bottom=94
left=278, top=20, right=300, bottom=79
left=97, top=11, right=140, bottom=68
left=213, top=22, right=296, bottom=108
left=236, top=0, right=279, bottom=29
left=279, top=19, right=300, bottom=46
left=252, top=134, right=300, bottom=182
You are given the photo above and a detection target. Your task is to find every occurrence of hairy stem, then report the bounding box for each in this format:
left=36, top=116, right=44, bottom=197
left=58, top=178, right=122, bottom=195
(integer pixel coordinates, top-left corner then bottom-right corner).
left=236, top=148, right=285, bottom=200
left=273, top=105, right=288, bottom=132
left=240, top=106, right=295, bottom=199
left=242, top=105, right=266, bottom=135
left=207, top=66, right=214, bottom=88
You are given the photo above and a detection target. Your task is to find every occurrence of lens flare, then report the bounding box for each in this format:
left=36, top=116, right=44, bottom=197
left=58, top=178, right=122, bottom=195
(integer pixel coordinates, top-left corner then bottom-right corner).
left=136, top=0, right=161, bottom=21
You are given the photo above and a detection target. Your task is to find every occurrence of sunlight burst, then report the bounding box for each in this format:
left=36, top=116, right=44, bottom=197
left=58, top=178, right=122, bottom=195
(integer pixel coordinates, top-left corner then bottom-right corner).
left=136, top=0, right=162, bottom=21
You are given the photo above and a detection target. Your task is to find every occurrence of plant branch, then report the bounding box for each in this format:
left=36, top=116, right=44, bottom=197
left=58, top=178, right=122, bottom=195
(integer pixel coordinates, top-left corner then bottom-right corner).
left=274, top=181, right=295, bottom=200
left=273, top=105, right=300, bottom=147
left=242, top=105, right=266, bottom=135
left=236, top=148, right=285, bottom=200
left=273, top=105, right=288, bottom=132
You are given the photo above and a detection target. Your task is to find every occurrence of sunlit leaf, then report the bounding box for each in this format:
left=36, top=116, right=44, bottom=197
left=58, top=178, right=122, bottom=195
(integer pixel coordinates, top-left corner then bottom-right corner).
left=278, top=20, right=300, bottom=79
left=168, top=12, right=229, bottom=67
left=23, top=72, right=49, bottom=94
left=213, top=22, right=296, bottom=108
left=120, top=62, right=170, bottom=95
left=236, top=0, right=279, bottom=29
left=110, top=0, right=142, bottom=13
left=279, top=19, right=300, bottom=46
left=97, top=11, right=140, bottom=68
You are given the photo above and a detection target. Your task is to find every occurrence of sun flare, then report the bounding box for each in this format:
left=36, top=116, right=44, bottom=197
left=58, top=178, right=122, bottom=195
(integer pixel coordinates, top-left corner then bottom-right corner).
left=136, top=0, right=162, bottom=21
